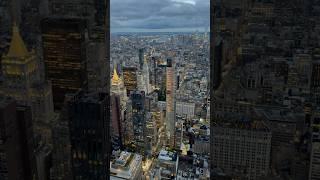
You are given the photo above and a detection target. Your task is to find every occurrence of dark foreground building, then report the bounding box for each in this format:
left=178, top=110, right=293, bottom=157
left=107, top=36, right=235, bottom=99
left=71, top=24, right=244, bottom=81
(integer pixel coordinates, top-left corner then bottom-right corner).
left=67, top=91, right=109, bottom=180
left=41, top=17, right=88, bottom=110
left=0, top=96, right=37, bottom=180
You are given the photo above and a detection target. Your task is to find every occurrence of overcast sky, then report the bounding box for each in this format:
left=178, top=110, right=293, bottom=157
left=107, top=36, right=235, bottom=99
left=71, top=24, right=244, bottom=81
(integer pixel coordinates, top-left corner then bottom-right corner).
left=111, top=0, right=210, bottom=33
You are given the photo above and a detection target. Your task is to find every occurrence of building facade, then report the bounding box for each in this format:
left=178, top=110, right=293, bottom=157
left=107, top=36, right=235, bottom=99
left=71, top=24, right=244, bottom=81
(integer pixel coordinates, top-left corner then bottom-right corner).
left=309, top=110, right=320, bottom=180
left=67, top=91, right=109, bottom=179
left=212, top=120, right=272, bottom=180
left=123, top=67, right=138, bottom=96
left=130, top=91, right=147, bottom=155
left=0, top=96, right=37, bottom=180
left=41, top=17, right=88, bottom=109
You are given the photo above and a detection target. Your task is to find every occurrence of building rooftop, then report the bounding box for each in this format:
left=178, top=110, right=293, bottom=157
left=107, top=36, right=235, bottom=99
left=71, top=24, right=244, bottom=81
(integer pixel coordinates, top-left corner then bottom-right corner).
left=114, top=151, right=132, bottom=167
left=110, top=151, right=142, bottom=179
left=158, top=149, right=178, bottom=161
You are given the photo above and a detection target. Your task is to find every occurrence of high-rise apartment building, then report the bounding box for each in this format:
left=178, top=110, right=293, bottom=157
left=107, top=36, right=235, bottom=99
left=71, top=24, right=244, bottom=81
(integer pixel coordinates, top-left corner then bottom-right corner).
left=41, top=17, right=88, bottom=109
left=67, top=91, right=109, bottom=179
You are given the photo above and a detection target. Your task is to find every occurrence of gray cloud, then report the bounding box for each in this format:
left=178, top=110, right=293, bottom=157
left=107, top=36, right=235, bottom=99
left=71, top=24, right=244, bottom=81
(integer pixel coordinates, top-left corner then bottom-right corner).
left=111, top=0, right=210, bottom=32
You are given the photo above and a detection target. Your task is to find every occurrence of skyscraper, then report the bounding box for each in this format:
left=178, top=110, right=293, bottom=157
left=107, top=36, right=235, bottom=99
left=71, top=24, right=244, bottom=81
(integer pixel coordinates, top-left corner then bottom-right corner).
left=111, top=66, right=127, bottom=101
left=139, top=48, right=144, bottom=70
left=67, top=90, right=109, bottom=180
left=50, top=121, right=73, bottom=180
left=123, top=67, right=138, bottom=96
left=111, top=67, right=128, bottom=150
left=142, top=55, right=151, bottom=94
left=50, top=96, right=73, bottom=180
left=1, top=25, right=38, bottom=104
left=150, top=56, right=156, bottom=86
left=1, top=25, right=54, bottom=122
left=87, top=40, right=108, bottom=92
left=111, top=94, right=123, bottom=150
left=122, top=99, right=134, bottom=146
left=166, top=58, right=176, bottom=147
left=0, top=96, right=24, bottom=180
left=130, top=90, right=147, bottom=155
left=137, top=57, right=150, bottom=95
left=48, top=0, right=106, bottom=36
left=213, top=36, right=223, bottom=90
left=94, top=0, right=107, bottom=27
left=41, top=17, right=88, bottom=109
left=0, top=96, right=37, bottom=180
left=48, top=0, right=108, bottom=94
left=16, top=105, right=38, bottom=180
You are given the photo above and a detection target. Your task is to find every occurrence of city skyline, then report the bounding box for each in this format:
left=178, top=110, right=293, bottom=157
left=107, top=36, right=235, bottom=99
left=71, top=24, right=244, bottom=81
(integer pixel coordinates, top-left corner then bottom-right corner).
left=0, top=0, right=318, bottom=179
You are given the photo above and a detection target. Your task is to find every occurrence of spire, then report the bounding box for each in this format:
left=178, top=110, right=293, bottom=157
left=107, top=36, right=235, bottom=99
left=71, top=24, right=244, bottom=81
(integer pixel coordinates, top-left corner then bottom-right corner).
left=112, top=66, right=120, bottom=85
left=7, top=24, right=28, bottom=57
